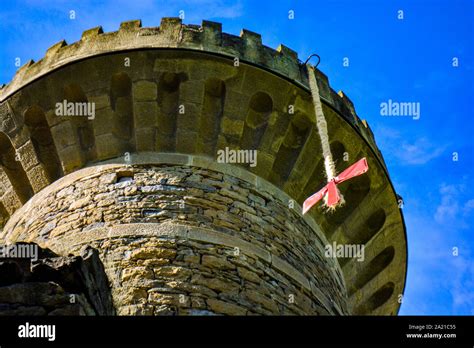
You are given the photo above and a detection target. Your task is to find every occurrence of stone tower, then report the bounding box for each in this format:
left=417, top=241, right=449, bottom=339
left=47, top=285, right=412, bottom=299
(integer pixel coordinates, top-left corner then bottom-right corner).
left=0, top=18, right=406, bottom=315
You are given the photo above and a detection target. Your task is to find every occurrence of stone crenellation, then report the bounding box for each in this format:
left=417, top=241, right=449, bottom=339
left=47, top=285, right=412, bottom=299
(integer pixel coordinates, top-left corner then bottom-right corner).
left=0, top=18, right=382, bottom=167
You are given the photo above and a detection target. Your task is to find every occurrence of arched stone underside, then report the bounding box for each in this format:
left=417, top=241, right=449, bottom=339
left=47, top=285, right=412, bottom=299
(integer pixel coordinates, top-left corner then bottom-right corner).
left=0, top=18, right=407, bottom=316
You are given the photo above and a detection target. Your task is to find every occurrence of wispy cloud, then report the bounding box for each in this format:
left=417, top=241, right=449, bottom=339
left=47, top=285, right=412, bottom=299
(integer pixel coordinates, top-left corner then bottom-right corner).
left=450, top=256, right=474, bottom=314
left=398, top=137, right=446, bottom=165
left=464, top=199, right=474, bottom=214
left=434, top=180, right=472, bottom=227
left=400, top=208, right=474, bottom=315
left=375, top=126, right=447, bottom=165
left=400, top=171, right=474, bottom=315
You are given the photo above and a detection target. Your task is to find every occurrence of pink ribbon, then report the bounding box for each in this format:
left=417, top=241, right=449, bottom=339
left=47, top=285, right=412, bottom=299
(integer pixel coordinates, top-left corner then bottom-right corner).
left=302, top=158, right=369, bottom=214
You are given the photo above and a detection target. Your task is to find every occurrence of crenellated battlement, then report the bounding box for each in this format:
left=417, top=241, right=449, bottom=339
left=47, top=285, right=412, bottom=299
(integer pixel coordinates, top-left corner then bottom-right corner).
left=0, top=18, right=379, bottom=162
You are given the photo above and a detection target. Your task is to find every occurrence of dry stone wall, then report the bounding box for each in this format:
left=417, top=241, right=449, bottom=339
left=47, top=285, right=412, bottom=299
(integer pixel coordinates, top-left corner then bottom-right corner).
left=3, top=162, right=347, bottom=315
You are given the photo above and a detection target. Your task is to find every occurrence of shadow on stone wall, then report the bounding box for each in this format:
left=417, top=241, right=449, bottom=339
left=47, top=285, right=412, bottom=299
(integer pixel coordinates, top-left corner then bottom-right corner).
left=0, top=243, right=114, bottom=315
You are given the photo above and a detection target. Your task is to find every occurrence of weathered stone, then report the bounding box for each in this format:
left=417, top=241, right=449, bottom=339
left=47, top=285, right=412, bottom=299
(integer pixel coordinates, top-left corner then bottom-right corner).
left=118, top=304, right=154, bottom=315
left=0, top=244, right=114, bottom=316
left=184, top=196, right=227, bottom=211
left=154, top=266, right=192, bottom=280
left=121, top=267, right=154, bottom=282
left=148, top=293, right=183, bottom=306
left=192, top=275, right=239, bottom=294
left=202, top=255, right=235, bottom=270
left=164, top=280, right=217, bottom=297
left=191, top=296, right=206, bottom=309
left=219, top=188, right=248, bottom=203
left=114, top=287, right=148, bottom=303
left=232, top=201, right=256, bottom=214
left=243, top=289, right=279, bottom=313
left=184, top=254, right=200, bottom=264
left=68, top=195, right=91, bottom=210
left=141, top=258, right=170, bottom=266
left=154, top=304, right=176, bottom=316
left=237, top=267, right=262, bottom=284
left=130, top=247, right=177, bottom=260
left=133, top=81, right=157, bottom=101
left=249, top=193, right=266, bottom=207
left=221, top=118, right=244, bottom=137
left=206, top=298, right=247, bottom=315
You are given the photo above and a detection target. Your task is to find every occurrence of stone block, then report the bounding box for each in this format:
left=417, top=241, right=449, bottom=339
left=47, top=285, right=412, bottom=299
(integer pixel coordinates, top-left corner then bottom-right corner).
left=95, top=133, right=122, bottom=160
left=220, top=117, right=244, bottom=137
left=135, top=127, right=155, bottom=152
left=133, top=101, right=158, bottom=128
left=58, top=145, right=83, bottom=172
left=51, top=121, right=78, bottom=150
left=202, top=255, right=235, bottom=270
left=92, top=107, right=115, bottom=136
left=131, top=247, right=177, bottom=260
left=206, top=298, right=247, bottom=315
left=154, top=266, right=192, bottom=281
left=133, top=80, right=157, bottom=101
left=16, top=140, right=40, bottom=171
left=121, top=266, right=153, bottom=282
left=27, top=164, right=50, bottom=192
left=88, top=94, right=110, bottom=110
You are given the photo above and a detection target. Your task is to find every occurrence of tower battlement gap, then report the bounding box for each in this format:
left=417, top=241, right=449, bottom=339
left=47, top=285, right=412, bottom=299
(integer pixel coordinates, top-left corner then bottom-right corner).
left=0, top=18, right=406, bottom=315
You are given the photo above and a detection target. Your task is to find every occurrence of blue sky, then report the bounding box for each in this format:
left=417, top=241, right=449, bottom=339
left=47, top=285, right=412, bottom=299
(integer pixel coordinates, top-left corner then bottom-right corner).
left=1, top=0, right=473, bottom=315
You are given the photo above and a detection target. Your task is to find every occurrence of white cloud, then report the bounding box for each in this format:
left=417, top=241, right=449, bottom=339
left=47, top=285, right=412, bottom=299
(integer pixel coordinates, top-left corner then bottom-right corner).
left=400, top=173, right=474, bottom=315
left=375, top=126, right=447, bottom=165
left=434, top=180, right=471, bottom=227
left=400, top=209, right=474, bottom=315
left=450, top=256, right=474, bottom=314
left=398, top=137, right=446, bottom=165
left=464, top=199, right=474, bottom=214
left=435, top=183, right=461, bottom=224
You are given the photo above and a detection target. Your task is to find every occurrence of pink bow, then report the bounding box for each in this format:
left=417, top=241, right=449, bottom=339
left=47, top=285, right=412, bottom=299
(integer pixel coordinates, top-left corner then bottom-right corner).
left=302, top=158, right=369, bottom=214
